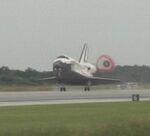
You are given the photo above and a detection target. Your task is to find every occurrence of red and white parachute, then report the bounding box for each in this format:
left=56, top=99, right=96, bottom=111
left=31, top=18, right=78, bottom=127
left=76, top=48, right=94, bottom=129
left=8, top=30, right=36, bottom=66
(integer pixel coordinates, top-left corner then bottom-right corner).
left=96, top=55, right=115, bottom=73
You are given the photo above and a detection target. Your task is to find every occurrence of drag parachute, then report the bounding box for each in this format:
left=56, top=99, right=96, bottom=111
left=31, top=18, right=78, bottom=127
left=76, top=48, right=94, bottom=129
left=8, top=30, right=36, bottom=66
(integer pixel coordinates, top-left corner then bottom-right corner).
left=96, top=55, right=115, bottom=73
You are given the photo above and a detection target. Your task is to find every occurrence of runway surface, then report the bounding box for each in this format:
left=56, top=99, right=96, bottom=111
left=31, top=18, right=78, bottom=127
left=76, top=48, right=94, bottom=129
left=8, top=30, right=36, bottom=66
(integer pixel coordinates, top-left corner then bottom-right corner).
left=0, top=89, right=150, bottom=106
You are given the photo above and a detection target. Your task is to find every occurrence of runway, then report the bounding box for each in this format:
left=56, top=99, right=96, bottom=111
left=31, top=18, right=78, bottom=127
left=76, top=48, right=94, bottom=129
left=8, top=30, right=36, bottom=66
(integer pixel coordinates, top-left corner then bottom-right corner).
left=0, top=89, right=150, bottom=106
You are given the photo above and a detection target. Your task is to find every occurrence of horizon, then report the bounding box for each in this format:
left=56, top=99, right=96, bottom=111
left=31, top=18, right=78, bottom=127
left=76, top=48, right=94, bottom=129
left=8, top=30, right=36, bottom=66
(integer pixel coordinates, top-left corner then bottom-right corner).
left=0, top=0, right=150, bottom=71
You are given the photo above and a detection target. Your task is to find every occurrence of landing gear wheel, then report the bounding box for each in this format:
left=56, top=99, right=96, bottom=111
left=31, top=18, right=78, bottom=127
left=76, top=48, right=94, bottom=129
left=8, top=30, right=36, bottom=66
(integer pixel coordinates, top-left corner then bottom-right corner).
left=87, top=87, right=90, bottom=91
left=63, top=87, right=66, bottom=92
left=60, top=87, right=66, bottom=92
left=84, top=87, right=90, bottom=91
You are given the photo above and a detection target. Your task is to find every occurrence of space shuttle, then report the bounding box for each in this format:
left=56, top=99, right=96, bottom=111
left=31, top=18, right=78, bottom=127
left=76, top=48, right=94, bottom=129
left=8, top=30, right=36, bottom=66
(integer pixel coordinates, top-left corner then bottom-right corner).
left=42, top=44, right=120, bottom=91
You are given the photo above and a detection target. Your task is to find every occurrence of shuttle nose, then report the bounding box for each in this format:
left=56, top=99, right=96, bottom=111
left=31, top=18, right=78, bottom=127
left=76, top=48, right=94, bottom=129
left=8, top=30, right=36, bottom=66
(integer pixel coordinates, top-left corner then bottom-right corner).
left=53, top=61, right=64, bottom=78
left=53, top=61, right=63, bottom=70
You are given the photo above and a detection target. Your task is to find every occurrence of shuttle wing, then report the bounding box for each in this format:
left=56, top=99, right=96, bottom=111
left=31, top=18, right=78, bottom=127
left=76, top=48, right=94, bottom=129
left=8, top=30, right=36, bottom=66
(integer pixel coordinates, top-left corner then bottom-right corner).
left=38, top=76, right=56, bottom=81
left=38, top=76, right=57, bottom=84
left=69, top=71, right=120, bottom=85
left=86, top=76, right=121, bottom=85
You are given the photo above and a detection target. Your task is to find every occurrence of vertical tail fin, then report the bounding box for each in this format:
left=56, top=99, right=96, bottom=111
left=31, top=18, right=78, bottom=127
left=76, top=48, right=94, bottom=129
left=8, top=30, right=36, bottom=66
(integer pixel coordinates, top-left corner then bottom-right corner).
left=79, top=43, right=88, bottom=63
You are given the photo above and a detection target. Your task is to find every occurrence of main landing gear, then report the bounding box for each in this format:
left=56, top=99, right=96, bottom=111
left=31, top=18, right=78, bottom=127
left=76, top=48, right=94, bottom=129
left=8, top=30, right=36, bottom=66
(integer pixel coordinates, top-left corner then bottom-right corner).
left=60, top=87, right=66, bottom=92
left=84, top=81, right=91, bottom=91
left=84, top=86, right=90, bottom=91
left=59, top=86, right=90, bottom=91
left=56, top=83, right=66, bottom=92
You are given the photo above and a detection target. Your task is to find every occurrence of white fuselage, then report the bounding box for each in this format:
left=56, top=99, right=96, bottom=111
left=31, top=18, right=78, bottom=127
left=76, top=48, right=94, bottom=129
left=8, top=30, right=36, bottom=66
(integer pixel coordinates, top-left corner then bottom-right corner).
left=53, top=55, right=97, bottom=77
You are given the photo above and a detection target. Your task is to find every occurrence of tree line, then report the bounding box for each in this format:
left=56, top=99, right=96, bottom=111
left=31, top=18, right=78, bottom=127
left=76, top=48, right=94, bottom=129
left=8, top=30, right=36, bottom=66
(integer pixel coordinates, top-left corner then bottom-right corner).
left=0, top=65, right=150, bottom=85
left=95, top=65, right=150, bottom=83
left=0, top=66, right=53, bottom=85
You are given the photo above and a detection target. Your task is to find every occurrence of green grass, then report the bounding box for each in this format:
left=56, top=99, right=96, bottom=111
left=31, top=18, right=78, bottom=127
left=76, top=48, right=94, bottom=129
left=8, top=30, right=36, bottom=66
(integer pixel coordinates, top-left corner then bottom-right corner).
left=0, top=84, right=120, bottom=92
left=0, top=102, right=150, bottom=136
left=0, top=84, right=116, bottom=92
left=140, top=83, right=150, bottom=89
left=1, top=83, right=150, bottom=92
left=0, top=84, right=53, bottom=91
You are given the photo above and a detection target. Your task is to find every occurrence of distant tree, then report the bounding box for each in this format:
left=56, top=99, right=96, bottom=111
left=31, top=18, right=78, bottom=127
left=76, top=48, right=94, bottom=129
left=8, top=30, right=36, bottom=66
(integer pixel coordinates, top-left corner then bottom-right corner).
left=1, top=65, right=150, bottom=85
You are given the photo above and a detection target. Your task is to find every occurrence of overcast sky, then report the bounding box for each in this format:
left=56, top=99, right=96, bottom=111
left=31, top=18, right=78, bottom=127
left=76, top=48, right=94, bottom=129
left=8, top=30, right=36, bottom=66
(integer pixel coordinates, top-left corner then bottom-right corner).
left=0, top=0, right=150, bottom=71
